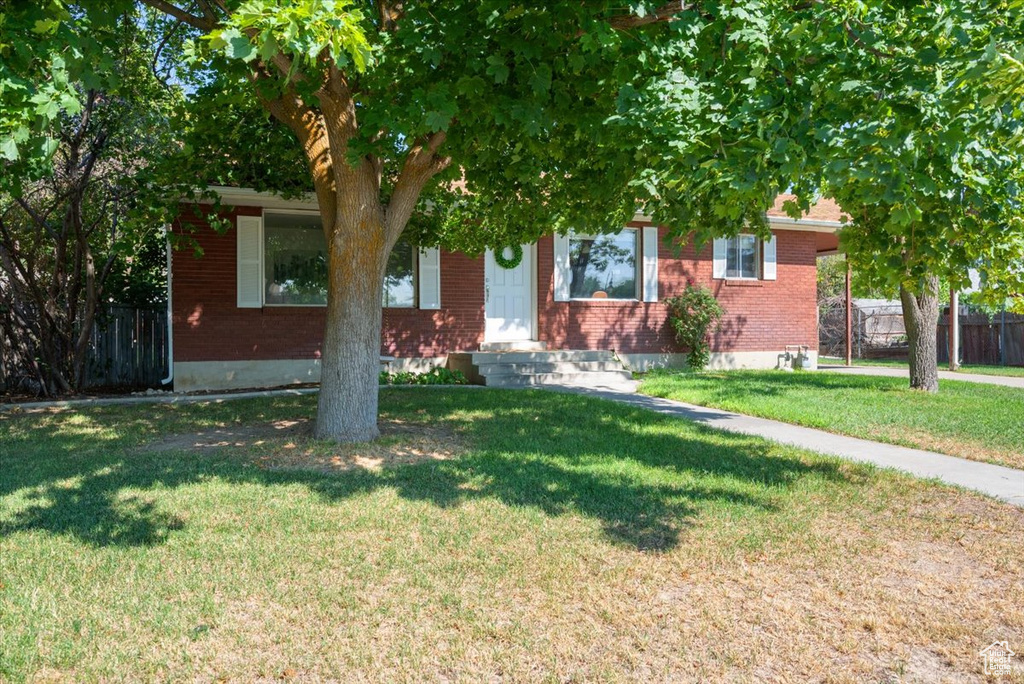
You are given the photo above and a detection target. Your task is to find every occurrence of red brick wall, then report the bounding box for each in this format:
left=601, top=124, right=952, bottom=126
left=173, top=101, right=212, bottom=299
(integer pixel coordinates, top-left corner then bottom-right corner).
left=172, top=210, right=818, bottom=362
left=172, top=208, right=483, bottom=363
left=536, top=226, right=819, bottom=353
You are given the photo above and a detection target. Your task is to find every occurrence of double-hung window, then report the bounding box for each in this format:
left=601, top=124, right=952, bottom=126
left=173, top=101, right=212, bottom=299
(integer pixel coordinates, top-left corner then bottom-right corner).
left=725, top=234, right=760, bottom=280
left=713, top=233, right=777, bottom=281
left=264, top=213, right=329, bottom=306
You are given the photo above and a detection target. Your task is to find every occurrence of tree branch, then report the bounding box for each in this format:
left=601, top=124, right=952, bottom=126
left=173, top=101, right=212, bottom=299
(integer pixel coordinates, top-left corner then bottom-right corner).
left=140, top=0, right=214, bottom=32
left=377, top=0, right=405, bottom=32
left=250, top=69, right=338, bottom=224
left=386, top=131, right=448, bottom=238
left=842, top=20, right=897, bottom=60
left=606, top=2, right=692, bottom=31
left=195, top=0, right=221, bottom=25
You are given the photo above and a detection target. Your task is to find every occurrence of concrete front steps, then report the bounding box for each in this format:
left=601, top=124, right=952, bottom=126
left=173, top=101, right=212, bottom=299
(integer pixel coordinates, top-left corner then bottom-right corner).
left=448, top=347, right=638, bottom=391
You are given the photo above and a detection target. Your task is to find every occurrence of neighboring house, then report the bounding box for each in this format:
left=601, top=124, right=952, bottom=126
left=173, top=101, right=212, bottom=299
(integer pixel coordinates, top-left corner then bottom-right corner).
left=168, top=188, right=841, bottom=391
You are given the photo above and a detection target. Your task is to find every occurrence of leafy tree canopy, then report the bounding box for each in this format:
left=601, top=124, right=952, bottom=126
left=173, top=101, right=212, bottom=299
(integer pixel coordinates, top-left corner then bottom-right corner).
left=801, top=0, right=1023, bottom=299
left=1, top=2, right=877, bottom=245
left=4, top=0, right=1022, bottom=418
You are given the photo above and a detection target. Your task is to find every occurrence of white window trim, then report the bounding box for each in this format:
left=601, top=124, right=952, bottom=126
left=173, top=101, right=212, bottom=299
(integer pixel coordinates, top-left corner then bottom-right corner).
left=567, top=227, right=642, bottom=302
left=642, top=226, right=659, bottom=302
left=417, top=246, right=441, bottom=310
left=236, top=215, right=264, bottom=309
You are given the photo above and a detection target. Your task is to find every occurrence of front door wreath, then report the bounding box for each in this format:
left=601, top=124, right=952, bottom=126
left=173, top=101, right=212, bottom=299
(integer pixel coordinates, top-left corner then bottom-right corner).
left=493, top=244, right=524, bottom=269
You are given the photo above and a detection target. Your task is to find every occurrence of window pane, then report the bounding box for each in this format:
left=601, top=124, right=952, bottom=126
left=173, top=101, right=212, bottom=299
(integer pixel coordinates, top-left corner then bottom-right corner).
left=264, top=213, right=328, bottom=305
left=740, top=235, right=758, bottom=278
left=569, top=230, right=637, bottom=299
left=383, top=240, right=416, bottom=308
left=726, top=237, right=740, bottom=278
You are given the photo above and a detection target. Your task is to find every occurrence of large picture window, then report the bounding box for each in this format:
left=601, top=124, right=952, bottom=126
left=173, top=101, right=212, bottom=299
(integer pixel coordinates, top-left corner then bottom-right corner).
left=725, top=234, right=760, bottom=279
left=262, top=212, right=416, bottom=307
left=569, top=229, right=638, bottom=300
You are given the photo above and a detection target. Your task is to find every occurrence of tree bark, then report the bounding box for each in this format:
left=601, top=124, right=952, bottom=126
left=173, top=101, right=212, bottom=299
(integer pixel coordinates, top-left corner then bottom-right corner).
left=900, top=276, right=940, bottom=392
left=313, top=180, right=391, bottom=442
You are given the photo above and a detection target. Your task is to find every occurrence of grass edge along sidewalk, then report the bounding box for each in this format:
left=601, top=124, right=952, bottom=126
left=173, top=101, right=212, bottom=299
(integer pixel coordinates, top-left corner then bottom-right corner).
left=639, top=369, right=1024, bottom=471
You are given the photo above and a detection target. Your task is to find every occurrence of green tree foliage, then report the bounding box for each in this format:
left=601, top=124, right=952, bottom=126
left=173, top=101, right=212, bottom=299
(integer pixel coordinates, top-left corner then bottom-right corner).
left=798, top=0, right=1024, bottom=389
left=0, top=5, right=179, bottom=395
left=170, top=74, right=311, bottom=195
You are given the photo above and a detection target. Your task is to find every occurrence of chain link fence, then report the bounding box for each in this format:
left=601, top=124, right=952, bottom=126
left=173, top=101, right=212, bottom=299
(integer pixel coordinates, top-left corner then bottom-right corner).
left=819, top=297, right=908, bottom=359
left=819, top=297, right=1024, bottom=365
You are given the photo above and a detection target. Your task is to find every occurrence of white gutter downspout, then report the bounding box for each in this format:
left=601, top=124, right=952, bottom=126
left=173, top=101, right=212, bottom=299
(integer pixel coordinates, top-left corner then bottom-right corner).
left=160, top=225, right=174, bottom=387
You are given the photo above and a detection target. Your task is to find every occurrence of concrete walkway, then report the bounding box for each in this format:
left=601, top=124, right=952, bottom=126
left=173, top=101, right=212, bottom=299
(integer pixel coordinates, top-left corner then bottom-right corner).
left=554, top=385, right=1024, bottom=507
left=818, top=364, right=1024, bottom=389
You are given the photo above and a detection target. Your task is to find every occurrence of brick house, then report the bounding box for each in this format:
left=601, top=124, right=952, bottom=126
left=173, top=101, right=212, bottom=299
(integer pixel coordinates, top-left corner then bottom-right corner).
left=168, top=187, right=841, bottom=391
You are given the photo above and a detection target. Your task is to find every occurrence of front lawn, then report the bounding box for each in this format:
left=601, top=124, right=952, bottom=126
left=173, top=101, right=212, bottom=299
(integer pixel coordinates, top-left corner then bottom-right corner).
left=2, top=390, right=1022, bottom=682
left=641, top=370, right=1024, bottom=469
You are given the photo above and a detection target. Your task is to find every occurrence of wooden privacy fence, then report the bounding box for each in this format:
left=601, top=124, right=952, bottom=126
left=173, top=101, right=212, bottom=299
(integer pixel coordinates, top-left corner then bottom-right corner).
left=84, top=305, right=168, bottom=389
left=937, top=313, right=1024, bottom=367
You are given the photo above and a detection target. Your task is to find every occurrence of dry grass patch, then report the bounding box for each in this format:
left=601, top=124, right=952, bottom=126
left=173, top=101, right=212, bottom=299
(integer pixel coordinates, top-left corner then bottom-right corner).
left=253, top=418, right=465, bottom=472
left=876, top=426, right=1016, bottom=468
left=140, top=417, right=311, bottom=453
left=141, top=416, right=465, bottom=472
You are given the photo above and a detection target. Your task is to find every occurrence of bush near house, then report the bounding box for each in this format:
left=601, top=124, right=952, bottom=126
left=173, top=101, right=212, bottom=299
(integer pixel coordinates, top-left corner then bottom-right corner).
left=664, top=283, right=725, bottom=371
left=379, top=367, right=468, bottom=385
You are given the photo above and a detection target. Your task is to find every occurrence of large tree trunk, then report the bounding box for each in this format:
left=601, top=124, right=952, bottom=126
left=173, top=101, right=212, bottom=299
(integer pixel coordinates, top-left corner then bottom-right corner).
left=900, top=276, right=940, bottom=392
left=314, top=191, right=390, bottom=442
left=258, top=71, right=446, bottom=442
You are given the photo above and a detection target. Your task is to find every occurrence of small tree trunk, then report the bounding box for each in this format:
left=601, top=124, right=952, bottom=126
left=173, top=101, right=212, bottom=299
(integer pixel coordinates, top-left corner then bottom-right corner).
left=71, top=244, right=99, bottom=390
left=315, top=210, right=389, bottom=443
left=900, top=276, right=940, bottom=392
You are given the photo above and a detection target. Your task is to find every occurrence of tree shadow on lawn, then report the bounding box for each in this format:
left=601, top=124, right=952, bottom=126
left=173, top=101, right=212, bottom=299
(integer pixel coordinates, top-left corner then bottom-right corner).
left=0, top=390, right=865, bottom=552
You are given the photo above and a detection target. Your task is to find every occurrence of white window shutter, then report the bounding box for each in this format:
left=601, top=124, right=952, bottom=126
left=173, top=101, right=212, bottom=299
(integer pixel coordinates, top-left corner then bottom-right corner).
left=712, top=237, right=727, bottom=279
left=553, top=233, right=571, bottom=302
left=418, top=247, right=441, bottom=309
left=763, top=233, right=777, bottom=281
left=642, top=226, right=659, bottom=302
left=236, top=215, right=263, bottom=308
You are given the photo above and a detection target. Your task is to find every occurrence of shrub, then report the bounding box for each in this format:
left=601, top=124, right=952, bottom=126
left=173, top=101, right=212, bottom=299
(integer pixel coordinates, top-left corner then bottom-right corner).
left=379, top=366, right=468, bottom=385
left=665, top=284, right=725, bottom=371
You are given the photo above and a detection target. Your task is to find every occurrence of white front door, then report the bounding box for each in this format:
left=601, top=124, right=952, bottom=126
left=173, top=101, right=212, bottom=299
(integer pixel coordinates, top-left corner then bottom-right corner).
left=485, top=245, right=534, bottom=342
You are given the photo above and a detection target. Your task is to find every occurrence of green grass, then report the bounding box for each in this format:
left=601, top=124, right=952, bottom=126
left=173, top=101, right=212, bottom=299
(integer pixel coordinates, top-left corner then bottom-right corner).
left=2, top=390, right=1023, bottom=682
left=819, top=356, right=1024, bottom=378
left=641, top=370, right=1024, bottom=469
